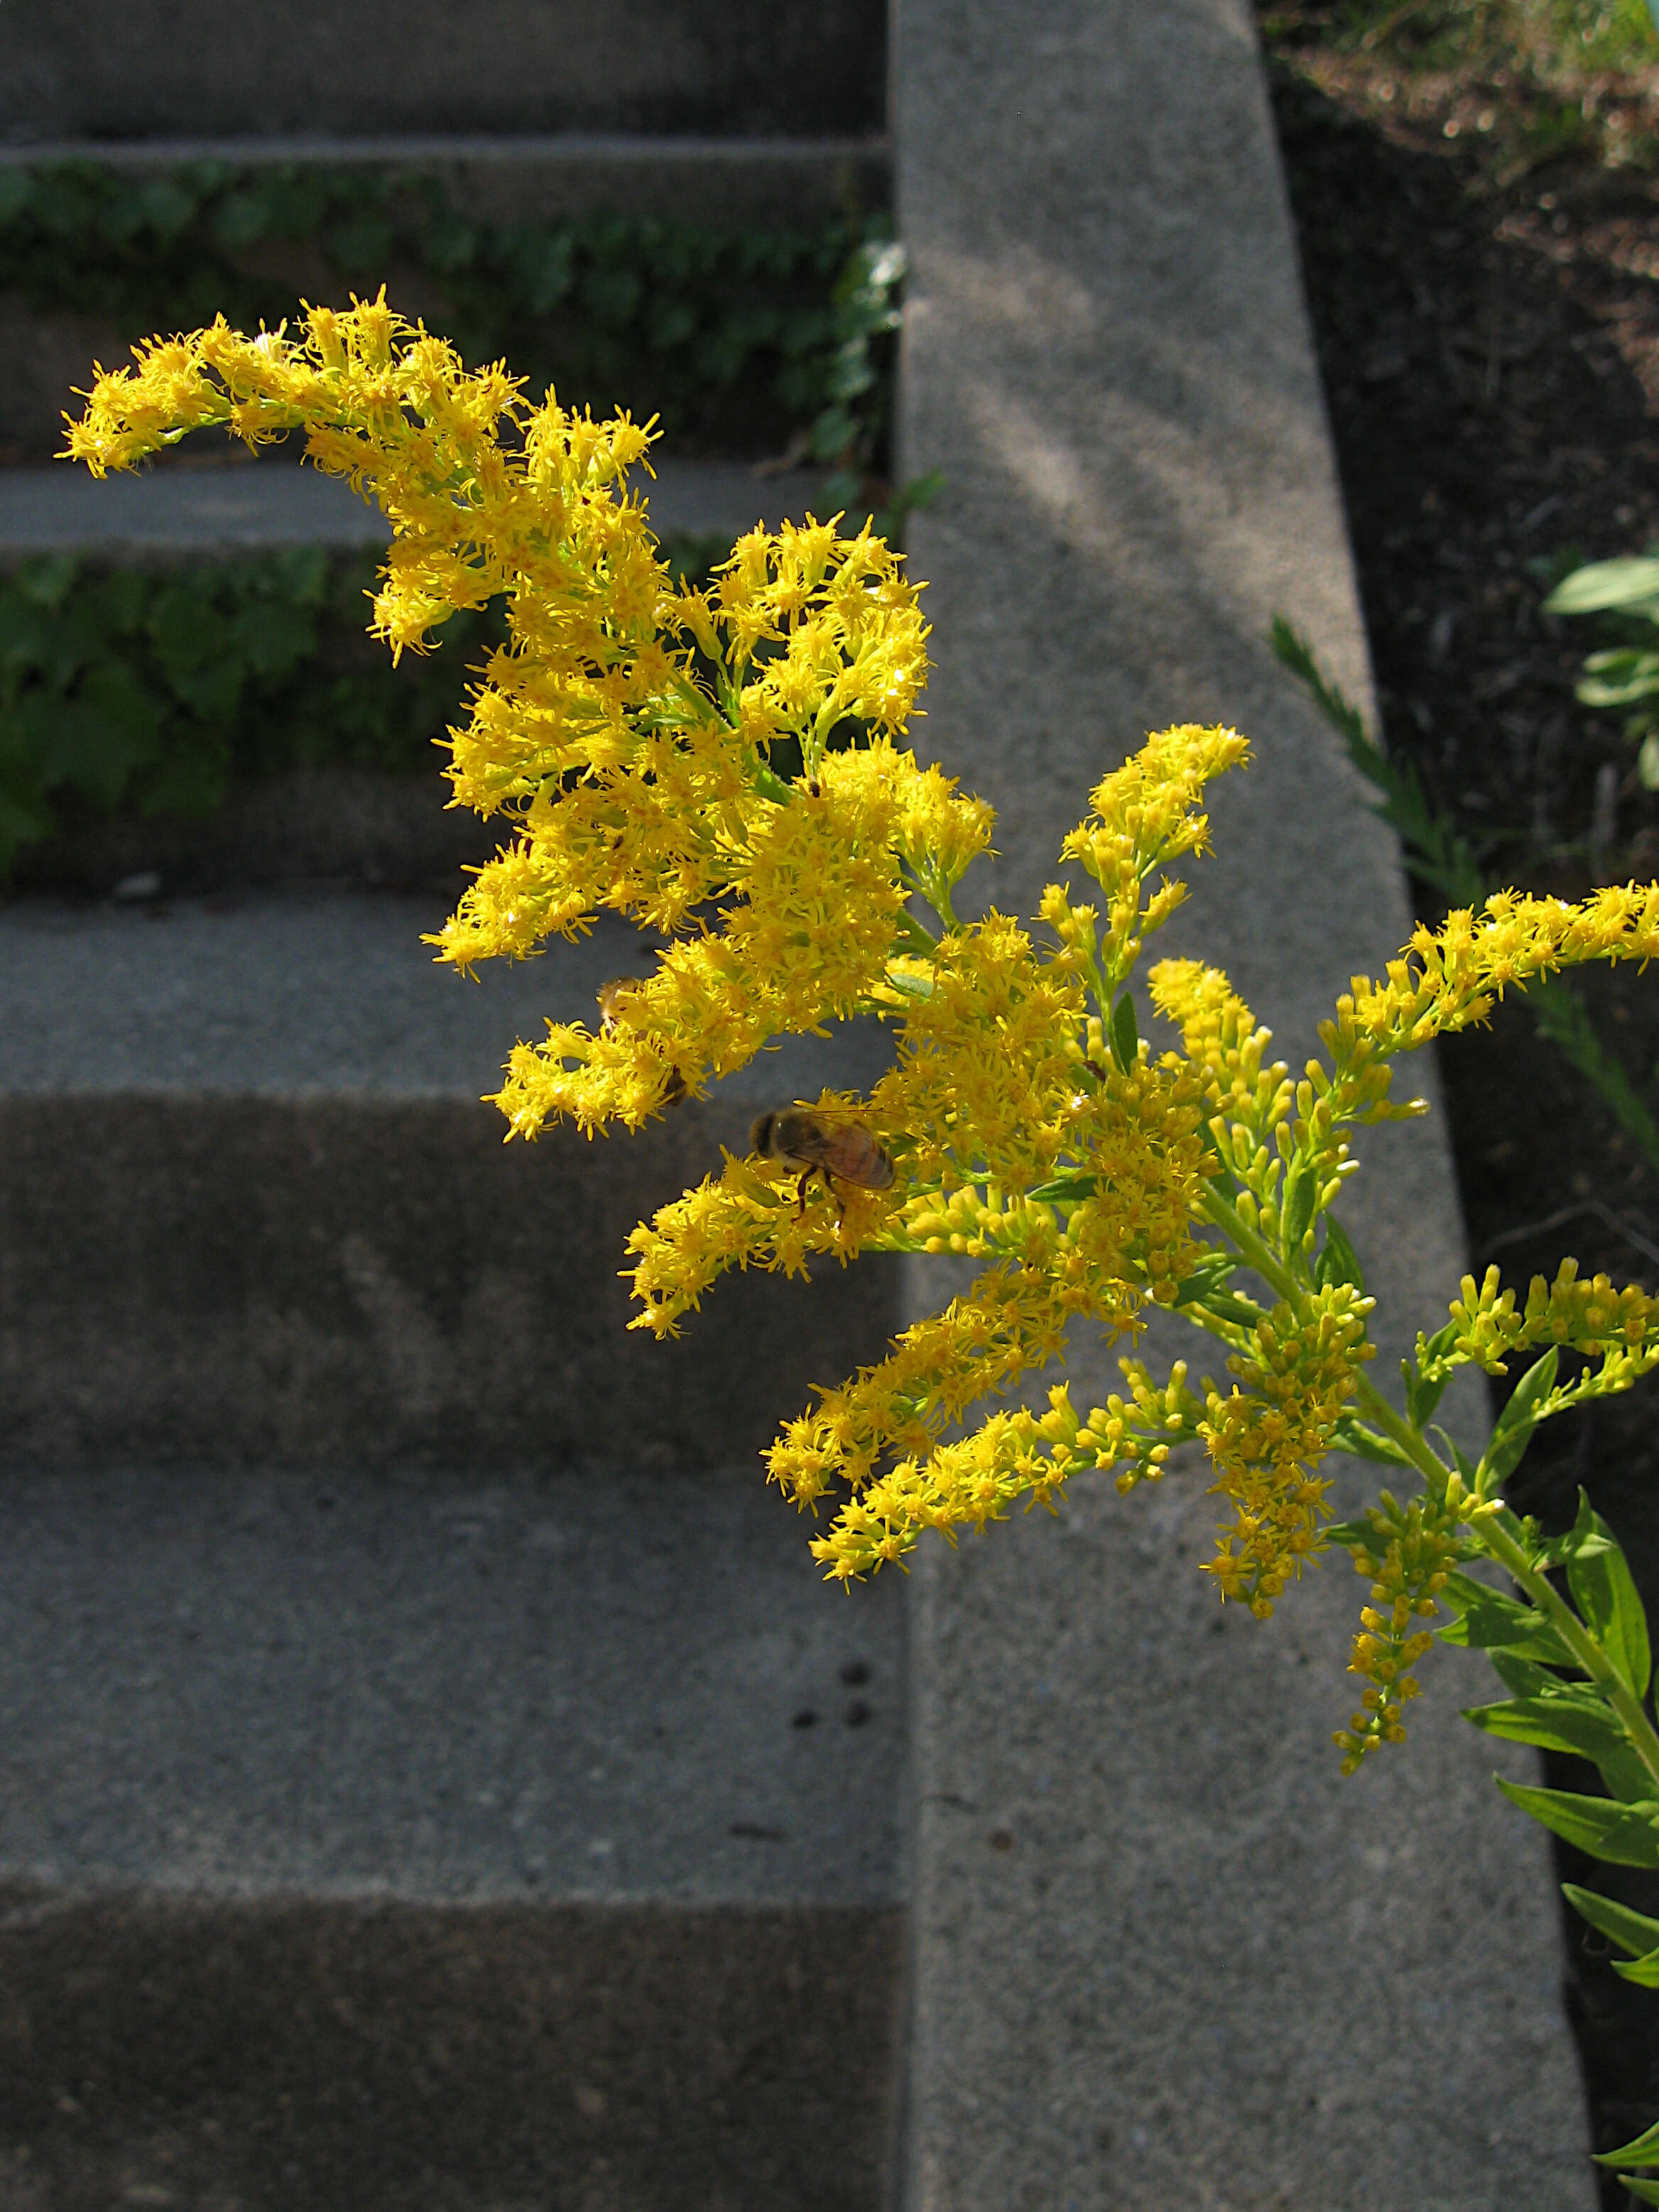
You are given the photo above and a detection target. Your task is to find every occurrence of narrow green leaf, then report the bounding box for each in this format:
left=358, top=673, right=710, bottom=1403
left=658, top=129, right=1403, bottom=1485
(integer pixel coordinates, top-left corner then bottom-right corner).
left=1027, top=1172, right=1101, bottom=1205
left=1614, top=2174, right=1659, bottom=2202
left=1109, top=991, right=1138, bottom=1074
left=1464, top=1696, right=1653, bottom=1802
left=1614, top=1949, right=1659, bottom=1988
left=1562, top=1880, right=1659, bottom=1959
left=1327, top=1416, right=1415, bottom=1469
left=1545, top=555, right=1659, bottom=615
left=1594, top=2116, right=1659, bottom=2168
left=1480, top=1349, right=1559, bottom=1483
left=1557, top=1492, right=1653, bottom=1700
left=1496, top=1780, right=1659, bottom=1867
left=1313, top=1215, right=1365, bottom=1292
left=1281, top=1162, right=1317, bottom=1255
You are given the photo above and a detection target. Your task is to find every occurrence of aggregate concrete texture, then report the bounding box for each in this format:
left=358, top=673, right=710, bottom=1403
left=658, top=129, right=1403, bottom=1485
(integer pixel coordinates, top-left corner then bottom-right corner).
left=894, top=2, right=1592, bottom=2207
left=1, top=1, right=886, bottom=141
left=0, top=1462, right=903, bottom=1904
left=0, top=897, right=900, bottom=1467
left=0, top=1895, right=902, bottom=2212
left=0, top=457, right=830, bottom=562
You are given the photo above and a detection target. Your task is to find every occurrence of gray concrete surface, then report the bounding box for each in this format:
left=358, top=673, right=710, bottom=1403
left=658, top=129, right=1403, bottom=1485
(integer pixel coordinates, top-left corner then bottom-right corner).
left=0, top=1462, right=903, bottom=1903
left=0, top=457, right=830, bottom=561
left=0, top=895, right=899, bottom=1468
left=0, top=1895, right=902, bottom=2211
left=893, top=1, right=1594, bottom=2206
left=1, top=2, right=885, bottom=141
left=0, top=891, right=891, bottom=1100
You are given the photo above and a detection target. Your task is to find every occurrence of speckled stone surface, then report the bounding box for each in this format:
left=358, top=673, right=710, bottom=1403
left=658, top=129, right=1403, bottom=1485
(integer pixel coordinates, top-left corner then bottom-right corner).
left=893, top=1, right=1592, bottom=2206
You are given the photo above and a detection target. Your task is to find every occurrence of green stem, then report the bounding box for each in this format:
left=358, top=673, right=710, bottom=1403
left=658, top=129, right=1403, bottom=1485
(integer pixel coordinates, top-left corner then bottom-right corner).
left=892, top=907, right=940, bottom=959
left=1198, top=1184, right=1301, bottom=1309
left=1353, top=1372, right=1454, bottom=1493
left=1476, top=1510, right=1659, bottom=1795
left=1351, top=1373, right=1659, bottom=1794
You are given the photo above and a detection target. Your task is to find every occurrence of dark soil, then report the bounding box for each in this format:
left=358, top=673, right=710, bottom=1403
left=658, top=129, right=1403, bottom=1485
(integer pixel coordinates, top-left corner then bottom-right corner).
left=1259, top=16, right=1659, bottom=2196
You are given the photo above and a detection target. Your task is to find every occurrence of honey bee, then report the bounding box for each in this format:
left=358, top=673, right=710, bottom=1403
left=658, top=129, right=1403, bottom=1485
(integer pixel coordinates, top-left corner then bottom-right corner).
left=751, top=1107, right=896, bottom=1218
left=597, top=976, right=687, bottom=1106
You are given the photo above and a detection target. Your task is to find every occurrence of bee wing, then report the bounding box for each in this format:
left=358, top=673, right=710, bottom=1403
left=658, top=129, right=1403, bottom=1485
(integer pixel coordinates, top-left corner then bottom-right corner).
left=821, top=1123, right=895, bottom=1187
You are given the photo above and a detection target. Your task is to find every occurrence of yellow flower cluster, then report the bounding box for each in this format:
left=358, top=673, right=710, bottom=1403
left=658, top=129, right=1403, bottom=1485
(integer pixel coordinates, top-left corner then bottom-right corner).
left=70, top=317, right=1659, bottom=1766
left=1330, top=1490, right=1465, bottom=1775
left=1328, top=884, right=1659, bottom=1069
left=1060, top=724, right=1249, bottom=985
left=793, top=1362, right=1209, bottom=1581
left=1449, top=1260, right=1659, bottom=1369
left=1198, top=1284, right=1376, bottom=1616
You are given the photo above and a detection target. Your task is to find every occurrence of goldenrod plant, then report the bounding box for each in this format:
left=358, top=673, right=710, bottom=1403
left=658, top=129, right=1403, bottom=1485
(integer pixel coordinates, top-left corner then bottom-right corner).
left=63, top=299, right=1659, bottom=2197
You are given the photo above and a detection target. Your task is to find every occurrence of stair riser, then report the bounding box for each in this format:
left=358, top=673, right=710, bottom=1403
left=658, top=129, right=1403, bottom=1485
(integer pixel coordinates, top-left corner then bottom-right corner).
left=3, top=4, right=886, bottom=141
left=0, top=1892, right=902, bottom=2212
left=0, top=1096, right=902, bottom=1470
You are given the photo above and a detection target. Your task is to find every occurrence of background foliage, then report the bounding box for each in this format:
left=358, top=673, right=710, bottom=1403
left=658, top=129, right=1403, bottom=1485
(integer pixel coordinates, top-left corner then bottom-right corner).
left=0, top=161, right=901, bottom=465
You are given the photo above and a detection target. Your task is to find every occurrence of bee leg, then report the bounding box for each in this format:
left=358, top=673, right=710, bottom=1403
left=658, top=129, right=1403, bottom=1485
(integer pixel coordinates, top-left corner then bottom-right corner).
left=795, top=1170, right=813, bottom=1219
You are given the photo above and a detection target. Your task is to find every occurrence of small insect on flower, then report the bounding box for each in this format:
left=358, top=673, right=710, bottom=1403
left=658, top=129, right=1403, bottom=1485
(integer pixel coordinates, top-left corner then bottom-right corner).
left=751, top=1108, right=896, bottom=1219
left=597, top=976, right=687, bottom=1106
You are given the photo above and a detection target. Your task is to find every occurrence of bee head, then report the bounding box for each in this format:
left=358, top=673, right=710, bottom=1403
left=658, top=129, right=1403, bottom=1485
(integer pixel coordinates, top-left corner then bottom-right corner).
left=751, top=1111, right=777, bottom=1157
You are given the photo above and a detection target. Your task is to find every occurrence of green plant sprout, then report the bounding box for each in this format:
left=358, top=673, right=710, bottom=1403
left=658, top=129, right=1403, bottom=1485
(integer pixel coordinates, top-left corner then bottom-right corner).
left=64, top=300, right=1659, bottom=2200
left=1546, top=551, right=1659, bottom=790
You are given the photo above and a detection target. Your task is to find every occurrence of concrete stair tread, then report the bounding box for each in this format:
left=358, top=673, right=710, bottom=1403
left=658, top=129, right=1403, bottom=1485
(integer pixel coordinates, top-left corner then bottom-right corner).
left=0, top=888, right=893, bottom=1100
left=0, top=1460, right=902, bottom=1905
left=0, top=457, right=832, bottom=561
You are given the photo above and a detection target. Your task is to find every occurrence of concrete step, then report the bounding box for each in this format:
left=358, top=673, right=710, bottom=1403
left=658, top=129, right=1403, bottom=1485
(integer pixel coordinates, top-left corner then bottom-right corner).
left=0, top=891, right=899, bottom=1469
left=0, top=1459, right=904, bottom=2208
left=0, top=454, right=831, bottom=562
left=1, top=5, right=886, bottom=142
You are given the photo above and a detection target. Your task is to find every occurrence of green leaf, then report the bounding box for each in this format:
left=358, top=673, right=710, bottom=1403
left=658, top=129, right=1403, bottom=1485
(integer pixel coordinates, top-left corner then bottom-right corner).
left=1404, top=1325, right=1459, bottom=1427
left=1545, top=555, right=1659, bottom=616
left=1281, top=1162, right=1317, bottom=1255
left=1464, top=1691, right=1653, bottom=1803
left=1435, top=1571, right=1577, bottom=1666
left=1313, top=1215, right=1365, bottom=1292
left=1327, top=1415, right=1415, bottom=1468
left=1479, top=1349, right=1558, bottom=1484
left=1614, top=2174, right=1659, bottom=2201
left=1562, top=1880, right=1659, bottom=1958
left=1109, top=991, right=1138, bottom=1074
left=1172, top=1253, right=1235, bottom=1306
left=1496, top=1779, right=1659, bottom=1867
left=1614, top=1948, right=1659, bottom=1988
left=1556, top=1491, right=1653, bottom=1700
left=1594, top=2116, right=1659, bottom=2169
left=1027, top=1172, right=1101, bottom=1205
left=1641, top=732, right=1659, bottom=791
left=36, top=666, right=165, bottom=809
